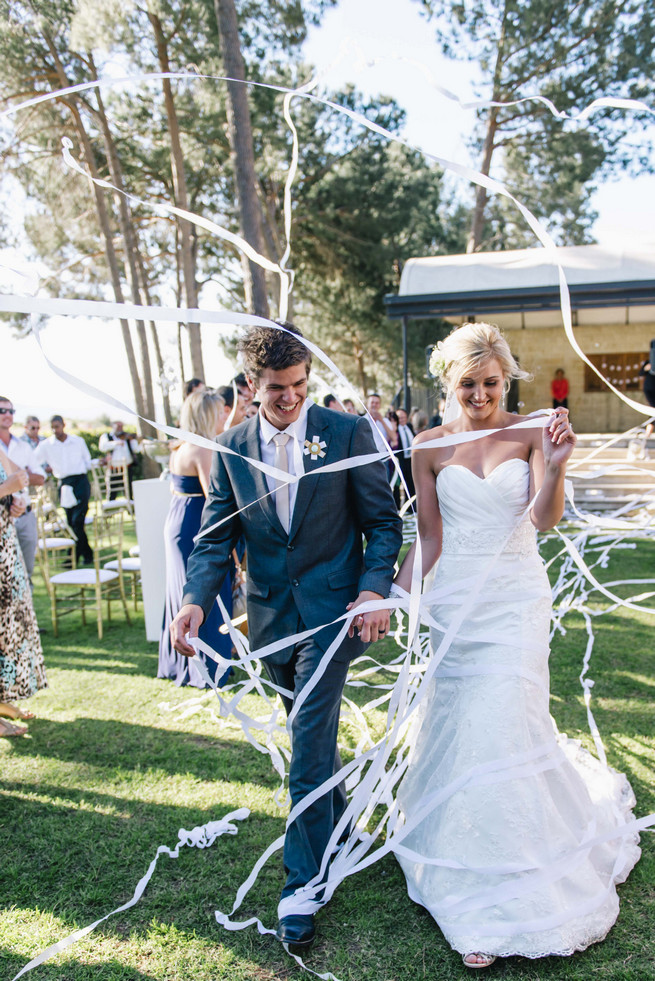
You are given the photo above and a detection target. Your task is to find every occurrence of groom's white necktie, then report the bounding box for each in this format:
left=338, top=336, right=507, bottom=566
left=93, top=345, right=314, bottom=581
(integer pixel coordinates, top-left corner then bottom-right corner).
left=273, top=432, right=291, bottom=533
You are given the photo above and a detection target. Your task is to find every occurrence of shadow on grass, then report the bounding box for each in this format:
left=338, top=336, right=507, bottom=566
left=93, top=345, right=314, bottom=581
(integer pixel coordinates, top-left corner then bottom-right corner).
left=0, top=810, right=455, bottom=981
left=2, top=782, right=281, bottom=907
left=3, top=781, right=655, bottom=981
left=41, top=637, right=159, bottom=678
left=0, top=789, right=293, bottom=980
left=6, top=717, right=282, bottom=789
left=0, top=949, right=161, bottom=981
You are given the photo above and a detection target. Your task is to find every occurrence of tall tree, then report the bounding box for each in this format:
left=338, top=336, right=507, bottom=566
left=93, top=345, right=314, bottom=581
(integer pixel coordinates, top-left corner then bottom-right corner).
left=1, top=0, right=462, bottom=410
left=287, top=93, right=467, bottom=394
left=214, top=0, right=270, bottom=317
left=0, top=3, right=156, bottom=433
left=418, top=0, right=655, bottom=251
left=147, top=9, right=205, bottom=379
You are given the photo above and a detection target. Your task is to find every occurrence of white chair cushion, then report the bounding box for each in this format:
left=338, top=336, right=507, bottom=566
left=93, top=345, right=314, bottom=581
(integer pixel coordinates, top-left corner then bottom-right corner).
left=39, top=538, right=76, bottom=549
left=50, top=569, right=118, bottom=585
left=129, top=545, right=140, bottom=557
left=101, top=501, right=131, bottom=512
left=104, top=558, right=141, bottom=571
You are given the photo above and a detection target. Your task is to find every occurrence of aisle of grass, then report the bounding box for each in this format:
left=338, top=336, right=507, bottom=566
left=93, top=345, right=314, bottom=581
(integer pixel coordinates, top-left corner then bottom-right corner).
left=2, top=536, right=655, bottom=981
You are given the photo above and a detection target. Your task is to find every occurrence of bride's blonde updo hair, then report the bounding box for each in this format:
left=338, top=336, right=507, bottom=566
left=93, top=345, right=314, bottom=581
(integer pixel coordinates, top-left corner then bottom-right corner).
left=430, top=321, right=531, bottom=393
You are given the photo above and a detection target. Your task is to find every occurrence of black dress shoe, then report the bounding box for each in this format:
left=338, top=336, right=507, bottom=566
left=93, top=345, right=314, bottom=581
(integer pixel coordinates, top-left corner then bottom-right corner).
left=276, top=913, right=315, bottom=948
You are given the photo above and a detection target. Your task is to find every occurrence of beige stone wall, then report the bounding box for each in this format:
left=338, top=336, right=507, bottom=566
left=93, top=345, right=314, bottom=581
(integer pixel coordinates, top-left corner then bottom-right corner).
left=506, top=321, right=654, bottom=433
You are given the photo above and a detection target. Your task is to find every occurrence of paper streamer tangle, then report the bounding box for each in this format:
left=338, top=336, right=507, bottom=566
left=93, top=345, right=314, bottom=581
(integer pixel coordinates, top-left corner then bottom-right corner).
left=3, top=61, right=655, bottom=981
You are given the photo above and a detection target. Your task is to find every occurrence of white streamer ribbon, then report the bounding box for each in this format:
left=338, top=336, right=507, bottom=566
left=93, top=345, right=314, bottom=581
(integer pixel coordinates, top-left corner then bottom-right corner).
left=5, top=65, right=655, bottom=981
left=9, top=809, right=250, bottom=981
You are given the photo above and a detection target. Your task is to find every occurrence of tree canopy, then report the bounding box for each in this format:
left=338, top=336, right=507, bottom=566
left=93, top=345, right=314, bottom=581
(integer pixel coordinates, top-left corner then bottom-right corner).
left=417, top=0, right=655, bottom=250
left=3, top=0, right=645, bottom=415
left=1, top=0, right=464, bottom=408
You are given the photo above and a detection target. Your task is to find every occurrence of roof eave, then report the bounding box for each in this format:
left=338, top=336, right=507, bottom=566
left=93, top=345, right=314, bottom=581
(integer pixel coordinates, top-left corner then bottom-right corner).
left=383, top=280, right=655, bottom=320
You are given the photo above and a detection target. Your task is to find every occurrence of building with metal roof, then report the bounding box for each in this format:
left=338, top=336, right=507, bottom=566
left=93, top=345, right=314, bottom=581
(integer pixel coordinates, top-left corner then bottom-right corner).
left=384, top=242, right=655, bottom=431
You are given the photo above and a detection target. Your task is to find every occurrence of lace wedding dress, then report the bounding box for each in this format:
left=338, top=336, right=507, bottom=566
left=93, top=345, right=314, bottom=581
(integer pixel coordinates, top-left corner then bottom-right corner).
left=396, top=458, right=640, bottom=959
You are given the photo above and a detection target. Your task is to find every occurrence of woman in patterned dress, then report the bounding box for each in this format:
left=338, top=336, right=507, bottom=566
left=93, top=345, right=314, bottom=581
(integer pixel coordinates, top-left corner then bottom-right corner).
left=0, top=446, right=47, bottom=737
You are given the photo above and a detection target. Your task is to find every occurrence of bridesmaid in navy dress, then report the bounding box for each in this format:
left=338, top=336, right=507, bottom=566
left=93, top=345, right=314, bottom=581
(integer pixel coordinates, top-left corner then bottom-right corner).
left=158, top=389, right=242, bottom=688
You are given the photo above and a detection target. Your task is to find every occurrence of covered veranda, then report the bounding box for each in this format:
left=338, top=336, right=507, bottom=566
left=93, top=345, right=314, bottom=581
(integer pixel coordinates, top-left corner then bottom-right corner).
left=384, top=242, right=655, bottom=432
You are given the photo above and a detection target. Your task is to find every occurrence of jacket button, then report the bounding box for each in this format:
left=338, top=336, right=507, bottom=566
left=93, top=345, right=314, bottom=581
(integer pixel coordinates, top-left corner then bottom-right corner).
left=292, top=578, right=299, bottom=587
left=287, top=544, right=295, bottom=551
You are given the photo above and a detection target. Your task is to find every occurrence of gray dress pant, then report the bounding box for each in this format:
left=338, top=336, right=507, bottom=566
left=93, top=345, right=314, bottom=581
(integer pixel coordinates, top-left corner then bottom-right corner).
left=14, top=508, right=38, bottom=585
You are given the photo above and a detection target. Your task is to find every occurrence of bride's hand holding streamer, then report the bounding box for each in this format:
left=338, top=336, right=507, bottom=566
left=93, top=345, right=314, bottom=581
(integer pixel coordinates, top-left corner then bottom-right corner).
left=529, top=407, right=577, bottom=531
left=543, top=406, right=576, bottom=467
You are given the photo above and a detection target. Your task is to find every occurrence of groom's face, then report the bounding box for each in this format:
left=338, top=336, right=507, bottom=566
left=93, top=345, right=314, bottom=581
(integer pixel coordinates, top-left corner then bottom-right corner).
left=252, top=363, right=309, bottom=430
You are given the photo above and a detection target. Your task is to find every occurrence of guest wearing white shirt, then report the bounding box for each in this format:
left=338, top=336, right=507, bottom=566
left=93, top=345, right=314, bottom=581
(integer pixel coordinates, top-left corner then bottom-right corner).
left=366, top=393, right=393, bottom=452
left=396, top=407, right=415, bottom=500
left=0, top=397, right=46, bottom=582
left=36, top=415, right=93, bottom=565
left=21, top=416, right=45, bottom=450
left=99, top=420, right=140, bottom=496
left=99, top=420, right=139, bottom=466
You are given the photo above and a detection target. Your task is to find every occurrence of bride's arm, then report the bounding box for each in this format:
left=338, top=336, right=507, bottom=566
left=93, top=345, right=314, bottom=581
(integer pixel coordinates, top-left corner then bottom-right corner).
left=529, top=408, right=576, bottom=531
left=394, top=434, right=443, bottom=591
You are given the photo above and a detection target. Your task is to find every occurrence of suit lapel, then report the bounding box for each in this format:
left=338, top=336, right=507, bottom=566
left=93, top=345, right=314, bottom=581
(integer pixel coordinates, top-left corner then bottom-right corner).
left=238, top=416, right=286, bottom=536
left=289, top=404, right=330, bottom=540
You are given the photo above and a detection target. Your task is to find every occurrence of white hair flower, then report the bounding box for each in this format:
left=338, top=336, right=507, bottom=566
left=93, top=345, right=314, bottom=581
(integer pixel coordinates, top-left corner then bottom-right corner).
left=428, top=342, right=447, bottom=378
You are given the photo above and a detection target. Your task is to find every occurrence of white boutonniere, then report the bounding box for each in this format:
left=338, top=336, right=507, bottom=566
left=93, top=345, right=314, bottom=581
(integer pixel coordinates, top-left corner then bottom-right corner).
left=303, top=435, right=327, bottom=460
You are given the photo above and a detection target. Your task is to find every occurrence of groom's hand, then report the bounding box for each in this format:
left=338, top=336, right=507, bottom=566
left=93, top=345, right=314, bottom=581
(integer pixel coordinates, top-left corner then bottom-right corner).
left=347, top=590, right=389, bottom=643
left=171, top=603, right=204, bottom=657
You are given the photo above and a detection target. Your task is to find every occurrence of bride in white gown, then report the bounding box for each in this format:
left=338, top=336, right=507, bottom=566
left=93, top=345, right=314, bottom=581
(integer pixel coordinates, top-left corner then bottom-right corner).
left=392, top=322, right=640, bottom=969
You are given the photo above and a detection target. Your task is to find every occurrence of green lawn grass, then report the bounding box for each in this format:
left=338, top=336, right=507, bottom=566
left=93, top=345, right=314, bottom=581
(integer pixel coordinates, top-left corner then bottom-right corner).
left=2, top=530, right=655, bottom=981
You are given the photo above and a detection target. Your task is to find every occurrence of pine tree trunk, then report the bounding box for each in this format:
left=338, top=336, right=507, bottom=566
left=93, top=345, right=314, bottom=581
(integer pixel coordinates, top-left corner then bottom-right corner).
left=92, top=69, right=157, bottom=436
left=134, top=248, right=174, bottom=427
left=177, top=324, right=186, bottom=403
left=467, top=108, right=498, bottom=253
left=42, top=33, right=148, bottom=431
left=148, top=12, right=205, bottom=379
left=352, top=333, right=368, bottom=397
left=467, top=2, right=508, bottom=253
left=214, top=0, right=270, bottom=318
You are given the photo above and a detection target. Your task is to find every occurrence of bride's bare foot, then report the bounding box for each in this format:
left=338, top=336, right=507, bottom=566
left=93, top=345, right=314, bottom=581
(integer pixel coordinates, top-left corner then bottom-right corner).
left=463, top=953, right=497, bottom=969
left=0, top=702, right=35, bottom=721
left=0, top=717, right=28, bottom=738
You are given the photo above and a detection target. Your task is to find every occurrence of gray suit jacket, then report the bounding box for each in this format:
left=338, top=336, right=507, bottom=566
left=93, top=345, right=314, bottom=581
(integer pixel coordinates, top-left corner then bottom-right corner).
left=182, top=403, right=403, bottom=664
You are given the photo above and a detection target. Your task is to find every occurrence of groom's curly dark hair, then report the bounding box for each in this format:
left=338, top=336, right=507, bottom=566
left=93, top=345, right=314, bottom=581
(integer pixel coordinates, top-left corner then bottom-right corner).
left=238, top=321, right=312, bottom=384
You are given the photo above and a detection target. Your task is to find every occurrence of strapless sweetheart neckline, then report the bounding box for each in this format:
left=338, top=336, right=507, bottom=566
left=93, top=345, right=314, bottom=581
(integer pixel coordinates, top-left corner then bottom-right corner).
left=438, top=457, right=530, bottom=482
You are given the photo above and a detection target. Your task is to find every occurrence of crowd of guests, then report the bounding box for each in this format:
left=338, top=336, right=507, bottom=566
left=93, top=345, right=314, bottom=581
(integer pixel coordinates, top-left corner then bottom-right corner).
left=0, top=374, right=442, bottom=733
left=320, top=390, right=444, bottom=507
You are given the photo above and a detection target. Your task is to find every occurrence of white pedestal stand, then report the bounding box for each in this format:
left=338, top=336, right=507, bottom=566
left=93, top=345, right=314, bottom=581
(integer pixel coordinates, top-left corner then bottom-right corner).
left=133, top=478, right=171, bottom=642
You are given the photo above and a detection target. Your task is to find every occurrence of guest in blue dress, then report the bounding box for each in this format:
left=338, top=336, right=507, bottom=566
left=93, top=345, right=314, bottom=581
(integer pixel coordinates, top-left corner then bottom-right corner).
left=158, top=389, right=237, bottom=688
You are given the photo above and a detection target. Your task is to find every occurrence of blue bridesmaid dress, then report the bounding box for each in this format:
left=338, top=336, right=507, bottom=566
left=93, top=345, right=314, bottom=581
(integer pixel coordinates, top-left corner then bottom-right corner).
left=158, top=473, right=232, bottom=688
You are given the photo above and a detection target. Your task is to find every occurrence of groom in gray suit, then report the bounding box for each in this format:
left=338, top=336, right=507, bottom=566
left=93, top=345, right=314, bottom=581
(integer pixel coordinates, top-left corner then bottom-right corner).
left=171, top=324, right=402, bottom=949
